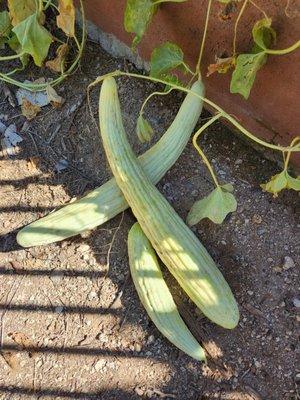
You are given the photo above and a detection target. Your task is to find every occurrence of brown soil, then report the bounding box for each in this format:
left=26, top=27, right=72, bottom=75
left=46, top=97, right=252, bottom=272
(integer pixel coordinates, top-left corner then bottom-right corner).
left=0, top=42, right=299, bottom=400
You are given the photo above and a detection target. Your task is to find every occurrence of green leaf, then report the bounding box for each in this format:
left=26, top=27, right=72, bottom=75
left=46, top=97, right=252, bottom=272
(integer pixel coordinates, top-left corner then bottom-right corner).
left=230, top=52, right=267, bottom=99
left=261, top=170, right=300, bottom=196
left=136, top=114, right=154, bottom=143
left=124, top=0, right=157, bottom=48
left=252, top=18, right=276, bottom=51
left=12, top=13, right=52, bottom=67
left=7, top=33, right=29, bottom=67
left=187, top=184, right=237, bottom=225
left=150, top=42, right=185, bottom=78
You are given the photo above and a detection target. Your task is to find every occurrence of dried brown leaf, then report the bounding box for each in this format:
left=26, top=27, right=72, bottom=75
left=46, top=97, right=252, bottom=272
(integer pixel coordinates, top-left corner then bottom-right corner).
left=21, top=98, right=41, bottom=120
left=46, top=43, right=68, bottom=73
left=207, top=56, right=236, bottom=77
left=57, top=0, right=75, bottom=37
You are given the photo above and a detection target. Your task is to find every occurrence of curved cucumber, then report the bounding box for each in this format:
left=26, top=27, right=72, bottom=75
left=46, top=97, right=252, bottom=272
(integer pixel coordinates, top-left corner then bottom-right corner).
left=128, top=222, right=206, bottom=361
left=17, top=80, right=204, bottom=247
left=100, top=77, right=239, bottom=329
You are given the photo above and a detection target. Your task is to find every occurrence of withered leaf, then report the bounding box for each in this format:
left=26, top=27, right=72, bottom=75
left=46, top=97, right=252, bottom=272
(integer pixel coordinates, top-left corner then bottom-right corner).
left=57, top=0, right=75, bottom=37
left=21, top=98, right=41, bottom=120
left=207, top=56, right=236, bottom=77
left=46, top=43, right=68, bottom=73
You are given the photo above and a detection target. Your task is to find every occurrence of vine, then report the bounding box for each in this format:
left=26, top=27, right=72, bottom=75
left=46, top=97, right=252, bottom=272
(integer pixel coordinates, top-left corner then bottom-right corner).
left=119, top=0, right=300, bottom=224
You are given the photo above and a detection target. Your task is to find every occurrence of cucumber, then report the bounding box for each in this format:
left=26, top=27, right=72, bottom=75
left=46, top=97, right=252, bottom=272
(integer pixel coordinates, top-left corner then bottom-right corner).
left=128, top=222, right=206, bottom=361
left=99, top=77, right=239, bottom=329
left=17, top=80, right=204, bottom=247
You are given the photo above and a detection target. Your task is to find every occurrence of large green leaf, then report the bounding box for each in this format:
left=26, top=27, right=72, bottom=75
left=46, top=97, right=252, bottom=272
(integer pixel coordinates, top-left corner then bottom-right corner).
left=124, top=0, right=157, bottom=48
left=187, top=184, right=237, bottom=225
left=230, top=52, right=267, bottom=99
left=12, top=13, right=52, bottom=66
left=261, top=170, right=300, bottom=196
left=150, top=42, right=185, bottom=77
left=252, top=18, right=276, bottom=51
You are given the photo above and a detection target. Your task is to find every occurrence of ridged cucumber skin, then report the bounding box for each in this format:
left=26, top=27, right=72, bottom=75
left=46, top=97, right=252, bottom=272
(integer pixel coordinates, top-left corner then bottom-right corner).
left=17, top=81, right=204, bottom=247
left=128, top=222, right=206, bottom=361
left=100, top=77, right=239, bottom=330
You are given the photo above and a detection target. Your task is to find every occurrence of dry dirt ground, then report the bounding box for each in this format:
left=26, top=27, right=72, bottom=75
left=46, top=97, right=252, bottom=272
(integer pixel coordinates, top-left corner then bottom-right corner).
left=0, top=41, right=299, bottom=400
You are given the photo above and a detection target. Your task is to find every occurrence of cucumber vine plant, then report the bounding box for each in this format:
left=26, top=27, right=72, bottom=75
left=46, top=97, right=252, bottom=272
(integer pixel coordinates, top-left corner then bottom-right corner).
left=0, top=0, right=85, bottom=91
left=122, top=0, right=300, bottom=223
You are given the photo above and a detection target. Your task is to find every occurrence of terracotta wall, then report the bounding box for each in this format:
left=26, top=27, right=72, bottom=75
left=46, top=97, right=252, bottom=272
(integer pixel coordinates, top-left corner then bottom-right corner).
left=81, top=0, right=300, bottom=166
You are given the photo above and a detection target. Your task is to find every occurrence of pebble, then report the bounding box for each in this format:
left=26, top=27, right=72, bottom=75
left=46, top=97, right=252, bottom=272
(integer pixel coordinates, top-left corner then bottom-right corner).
left=94, top=359, right=106, bottom=372
left=252, top=214, right=262, bottom=224
left=55, top=306, right=64, bottom=313
left=147, top=335, right=155, bottom=345
left=134, top=343, right=142, bottom=352
left=283, top=256, right=295, bottom=270
left=88, top=291, right=98, bottom=301
left=292, top=298, right=300, bottom=308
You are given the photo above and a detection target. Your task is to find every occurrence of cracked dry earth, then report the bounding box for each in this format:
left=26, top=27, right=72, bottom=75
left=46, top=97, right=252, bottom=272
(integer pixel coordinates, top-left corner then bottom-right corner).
left=0, top=41, right=299, bottom=400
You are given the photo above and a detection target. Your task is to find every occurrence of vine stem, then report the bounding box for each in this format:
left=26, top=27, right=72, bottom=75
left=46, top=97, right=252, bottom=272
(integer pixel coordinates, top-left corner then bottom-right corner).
left=0, top=53, right=25, bottom=61
left=195, top=0, right=212, bottom=78
left=249, top=0, right=269, bottom=20
left=140, top=88, right=173, bottom=115
left=90, top=70, right=300, bottom=153
left=233, top=0, right=248, bottom=56
left=265, top=40, right=300, bottom=55
left=193, top=113, right=223, bottom=187
left=284, top=136, right=300, bottom=170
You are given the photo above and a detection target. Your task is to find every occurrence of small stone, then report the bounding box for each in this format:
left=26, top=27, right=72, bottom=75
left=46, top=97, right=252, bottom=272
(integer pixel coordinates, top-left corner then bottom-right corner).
left=134, top=343, right=142, bottom=352
left=135, top=387, right=145, bottom=396
left=147, top=335, right=155, bottom=345
left=78, top=244, right=90, bottom=252
left=267, top=257, right=273, bottom=263
left=88, top=291, right=98, bottom=301
left=283, top=256, right=295, bottom=270
left=235, top=159, right=243, bottom=165
left=94, top=359, right=106, bottom=372
left=292, top=298, right=300, bottom=308
left=254, top=360, right=261, bottom=369
left=54, top=306, right=64, bottom=313
left=252, top=214, right=262, bottom=224
left=247, top=290, right=254, bottom=296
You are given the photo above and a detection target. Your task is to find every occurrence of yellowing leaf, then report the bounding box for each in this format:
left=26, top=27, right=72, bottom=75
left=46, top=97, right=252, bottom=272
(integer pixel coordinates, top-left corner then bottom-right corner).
left=124, top=0, right=157, bottom=48
left=260, top=170, right=300, bottom=197
left=21, top=98, right=41, bottom=120
left=12, top=13, right=52, bottom=66
left=0, top=11, right=12, bottom=42
left=136, top=114, right=154, bottom=143
left=230, top=52, right=267, bottom=99
left=46, top=43, right=68, bottom=72
left=207, top=56, right=236, bottom=77
left=57, top=0, right=75, bottom=37
left=8, top=0, right=36, bottom=26
left=187, top=184, right=237, bottom=225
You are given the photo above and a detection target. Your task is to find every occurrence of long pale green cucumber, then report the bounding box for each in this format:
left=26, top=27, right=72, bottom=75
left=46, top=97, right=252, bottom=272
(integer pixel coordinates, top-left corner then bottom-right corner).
left=100, top=77, right=239, bottom=329
left=17, top=80, right=204, bottom=247
left=128, top=222, right=206, bottom=361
